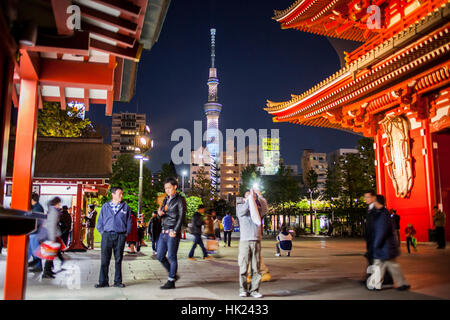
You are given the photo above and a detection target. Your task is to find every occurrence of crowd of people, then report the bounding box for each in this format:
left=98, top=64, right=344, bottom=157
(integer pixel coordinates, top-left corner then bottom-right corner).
left=0, top=178, right=447, bottom=299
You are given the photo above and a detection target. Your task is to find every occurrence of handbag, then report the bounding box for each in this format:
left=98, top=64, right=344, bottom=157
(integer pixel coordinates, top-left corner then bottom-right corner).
left=35, top=240, right=61, bottom=260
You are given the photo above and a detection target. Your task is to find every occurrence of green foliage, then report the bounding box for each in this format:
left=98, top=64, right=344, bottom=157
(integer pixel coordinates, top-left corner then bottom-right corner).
left=108, top=154, right=158, bottom=222
left=38, top=102, right=94, bottom=137
left=154, top=161, right=178, bottom=191
left=304, top=169, right=319, bottom=194
left=213, top=198, right=234, bottom=217
left=264, top=163, right=301, bottom=205
left=238, top=164, right=262, bottom=197
left=185, top=196, right=203, bottom=221
left=190, top=166, right=213, bottom=208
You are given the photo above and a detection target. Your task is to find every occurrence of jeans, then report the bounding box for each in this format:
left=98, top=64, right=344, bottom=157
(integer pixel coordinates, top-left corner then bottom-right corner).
left=406, top=237, right=416, bottom=253
left=238, top=240, right=261, bottom=293
left=223, top=231, right=232, bottom=246
left=99, top=231, right=127, bottom=285
left=157, top=233, right=180, bottom=281
left=436, top=227, right=446, bottom=248
left=189, top=234, right=208, bottom=258
left=28, top=234, right=42, bottom=268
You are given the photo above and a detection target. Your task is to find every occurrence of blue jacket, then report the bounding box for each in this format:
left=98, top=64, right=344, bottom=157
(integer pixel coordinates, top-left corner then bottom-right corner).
left=222, top=215, right=233, bottom=231
left=372, top=207, right=399, bottom=260
left=97, top=201, right=132, bottom=235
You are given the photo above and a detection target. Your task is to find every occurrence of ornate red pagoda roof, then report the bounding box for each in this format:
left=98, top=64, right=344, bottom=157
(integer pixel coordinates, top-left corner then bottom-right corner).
left=267, top=1, right=450, bottom=136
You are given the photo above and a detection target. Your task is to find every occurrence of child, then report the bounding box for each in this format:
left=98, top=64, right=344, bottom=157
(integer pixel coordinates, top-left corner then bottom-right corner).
left=405, top=224, right=417, bottom=254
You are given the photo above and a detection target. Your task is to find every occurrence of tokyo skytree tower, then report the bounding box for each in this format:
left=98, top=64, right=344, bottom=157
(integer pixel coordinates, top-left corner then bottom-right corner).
left=204, top=28, right=222, bottom=194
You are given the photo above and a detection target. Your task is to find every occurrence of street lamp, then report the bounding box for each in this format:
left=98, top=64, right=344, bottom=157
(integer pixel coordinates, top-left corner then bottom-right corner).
left=182, top=170, right=187, bottom=193
left=308, top=188, right=314, bottom=234
left=134, top=154, right=149, bottom=220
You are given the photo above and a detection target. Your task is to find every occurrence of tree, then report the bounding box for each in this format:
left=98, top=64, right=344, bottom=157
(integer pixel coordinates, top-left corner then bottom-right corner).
left=154, top=161, right=178, bottom=191
left=304, top=169, right=319, bottom=195
left=190, top=166, right=213, bottom=208
left=38, top=102, right=94, bottom=137
left=109, top=154, right=158, bottom=222
left=238, top=164, right=262, bottom=197
left=185, top=196, right=203, bottom=221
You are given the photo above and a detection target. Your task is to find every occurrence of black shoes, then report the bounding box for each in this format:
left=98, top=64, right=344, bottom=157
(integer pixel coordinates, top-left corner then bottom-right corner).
left=42, top=273, right=55, bottom=279
left=114, top=283, right=126, bottom=288
left=29, top=266, right=43, bottom=273
left=396, top=285, right=411, bottom=291
left=160, top=280, right=176, bottom=289
left=95, top=283, right=109, bottom=288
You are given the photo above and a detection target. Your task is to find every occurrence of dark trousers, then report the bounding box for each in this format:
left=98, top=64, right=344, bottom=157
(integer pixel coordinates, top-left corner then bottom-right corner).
left=215, top=229, right=221, bottom=240
left=406, top=236, right=416, bottom=253
left=0, top=235, right=3, bottom=254
left=436, top=227, right=446, bottom=248
left=151, top=233, right=160, bottom=252
left=99, top=231, right=127, bottom=285
left=189, top=234, right=208, bottom=258
left=61, top=232, right=70, bottom=247
left=223, top=231, right=232, bottom=246
left=157, top=233, right=180, bottom=280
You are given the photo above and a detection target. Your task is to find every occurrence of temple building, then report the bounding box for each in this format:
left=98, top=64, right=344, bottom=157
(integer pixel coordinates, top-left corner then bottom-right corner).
left=265, top=0, right=450, bottom=242
left=0, top=0, right=170, bottom=299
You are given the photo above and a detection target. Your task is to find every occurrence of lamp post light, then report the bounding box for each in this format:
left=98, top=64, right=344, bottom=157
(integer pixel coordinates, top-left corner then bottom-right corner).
left=134, top=155, right=149, bottom=220
left=182, top=170, right=187, bottom=193
left=308, top=188, right=314, bottom=234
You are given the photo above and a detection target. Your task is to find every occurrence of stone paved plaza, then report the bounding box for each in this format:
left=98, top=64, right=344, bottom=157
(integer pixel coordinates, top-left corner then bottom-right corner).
left=1, top=236, right=449, bottom=300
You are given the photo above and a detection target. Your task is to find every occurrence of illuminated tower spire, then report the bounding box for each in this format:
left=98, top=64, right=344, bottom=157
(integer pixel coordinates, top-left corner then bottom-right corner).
left=204, top=28, right=222, bottom=195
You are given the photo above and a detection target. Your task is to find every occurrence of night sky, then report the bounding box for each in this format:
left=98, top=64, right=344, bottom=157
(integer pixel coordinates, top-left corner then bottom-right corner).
left=88, top=0, right=363, bottom=174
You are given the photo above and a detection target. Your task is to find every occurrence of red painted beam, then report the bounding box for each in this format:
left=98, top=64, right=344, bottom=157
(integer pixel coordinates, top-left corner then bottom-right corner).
left=106, top=90, right=113, bottom=115
left=12, top=85, right=18, bottom=108
left=51, top=0, right=74, bottom=35
left=90, top=0, right=142, bottom=19
left=82, top=23, right=136, bottom=48
left=66, top=184, right=87, bottom=251
left=23, top=31, right=89, bottom=58
left=4, top=79, right=39, bottom=300
left=59, top=87, right=67, bottom=110
left=39, top=58, right=114, bottom=90
left=19, top=50, right=39, bottom=81
left=84, top=88, right=90, bottom=111
left=38, top=88, right=43, bottom=110
left=90, top=39, right=143, bottom=62
left=79, top=3, right=138, bottom=34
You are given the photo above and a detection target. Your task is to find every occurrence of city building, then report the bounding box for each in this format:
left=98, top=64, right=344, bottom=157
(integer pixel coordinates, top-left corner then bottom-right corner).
left=259, top=136, right=280, bottom=175
left=301, top=149, right=328, bottom=193
left=328, top=148, right=358, bottom=170
left=111, top=113, right=147, bottom=163
left=265, top=0, right=450, bottom=241
left=204, top=28, right=222, bottom=194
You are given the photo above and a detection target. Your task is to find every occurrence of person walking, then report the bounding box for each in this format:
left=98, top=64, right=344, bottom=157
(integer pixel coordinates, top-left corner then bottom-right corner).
left=390, top=209, right=401, bottom=247
left=363, top=190, right=393, bottom=286
left=85, top=204, right=97, bottom=250
left=222, top=212, right=233, bottom=247
left=433, top=206, right=446, bottom=249
left=148, top=211, right=162, bottom=255
left=371, top=195, right=410, bottom=291
left=236, top=187, right=268, bottom=299
left=95, top=186, right=132, bottom=288
left=59, top=206, right=72, bottom=247
left=126, top=211, right=138, bottom=254
left=28, top=192, right=45, bottom=273
left=203, top=210, right=215, bottom=239
left=188, top=205, right=212, bottom=261
left=213, top=214, right=221, bottom=240
left=42, top=197, right=63, bottom=279
left=405, top=224, right=417, bottom=254
left=157, top=177, right=186, bottom=290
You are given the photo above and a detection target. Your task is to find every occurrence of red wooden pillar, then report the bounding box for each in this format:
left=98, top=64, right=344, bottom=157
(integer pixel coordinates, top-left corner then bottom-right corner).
left=422, top=118, right=436, bottom=230
left=4, top=79, right=39, bottom=300
left=375, top=129, right=386, bottom=196
left=66, top=183, right=87, bottom=251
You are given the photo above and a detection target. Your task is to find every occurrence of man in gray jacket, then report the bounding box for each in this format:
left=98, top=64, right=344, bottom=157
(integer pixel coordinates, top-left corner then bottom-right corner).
left=236, top=188, right=268, bottom=298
